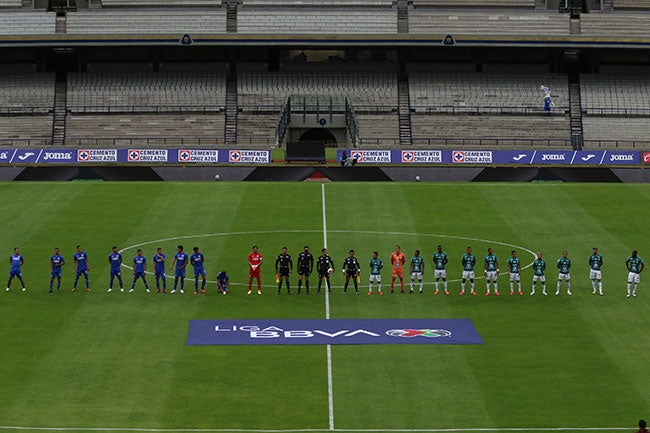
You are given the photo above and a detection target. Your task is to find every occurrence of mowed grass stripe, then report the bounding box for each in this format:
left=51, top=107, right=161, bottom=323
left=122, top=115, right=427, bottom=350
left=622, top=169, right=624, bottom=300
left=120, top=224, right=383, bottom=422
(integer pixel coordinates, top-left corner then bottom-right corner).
left=0, top=183, right=649, bottom=433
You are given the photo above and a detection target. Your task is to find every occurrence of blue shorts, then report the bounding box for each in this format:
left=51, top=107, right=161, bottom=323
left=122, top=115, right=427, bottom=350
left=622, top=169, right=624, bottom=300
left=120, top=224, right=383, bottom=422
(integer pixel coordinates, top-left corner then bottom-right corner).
left=175, top=268, right=186, bottom=279
left=155, top=270, right=166, bottom=279
left=134, top=271, right=146, bottom=279
left=9, top=269, right=21, bottom=278
left=110, top=269, right=121, bottom=278
left=76, top=269, right=88, bottom=278
left=50, top=270, right=62, bottom=279
left=194, top=268, right=206, bottom=277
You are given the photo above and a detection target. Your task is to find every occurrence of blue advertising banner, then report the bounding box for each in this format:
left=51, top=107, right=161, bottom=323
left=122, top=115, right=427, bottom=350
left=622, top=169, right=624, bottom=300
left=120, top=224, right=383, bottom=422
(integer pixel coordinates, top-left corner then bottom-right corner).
left=186, top=318, right=484, bottom=346
left=337, top=150, right=643, bottom=166
left=0, top=149, right=271, bottom=164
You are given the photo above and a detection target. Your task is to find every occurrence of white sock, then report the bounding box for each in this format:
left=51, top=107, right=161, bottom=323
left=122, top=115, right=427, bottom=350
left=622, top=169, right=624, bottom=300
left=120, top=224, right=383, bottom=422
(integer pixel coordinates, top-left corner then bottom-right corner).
left=378, top=282, right=382, bottom=292
left=627, top=283, right=631, bottom=294
left=470, top=282, right=475, bottom=292
left=518, top=282, right=522, bottom=292
left=542, top=284, right=547, bottom=293
left=461, top=282, right=465, bottom=292
left=410, top=280, right=414, bottom=290
left=510, top=281, right=514, bottom=292
left=592, top=280, right=597, bottom=291
left=633, top=284, right=638, bottom=294
left=557, top=281, right=561, bottom=291
left=419, top=280, right=423, bottom=291
left=598, top=281, right=603, bottom=293
left=444, top=281, right=448, bottom=291
left=434, top=281, right=439, bottom=292
left=494, top=283, right=498, bottom=293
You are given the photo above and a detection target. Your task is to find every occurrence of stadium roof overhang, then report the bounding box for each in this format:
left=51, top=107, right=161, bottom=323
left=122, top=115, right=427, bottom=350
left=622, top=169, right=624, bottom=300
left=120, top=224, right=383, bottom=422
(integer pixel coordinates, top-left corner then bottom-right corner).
left=2, top=34, right=650, bottom=49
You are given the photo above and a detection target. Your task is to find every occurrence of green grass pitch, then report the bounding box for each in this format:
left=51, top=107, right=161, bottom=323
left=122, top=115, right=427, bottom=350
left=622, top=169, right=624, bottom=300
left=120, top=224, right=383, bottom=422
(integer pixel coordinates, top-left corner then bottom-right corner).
left=1, top=181, right=649, bottom=433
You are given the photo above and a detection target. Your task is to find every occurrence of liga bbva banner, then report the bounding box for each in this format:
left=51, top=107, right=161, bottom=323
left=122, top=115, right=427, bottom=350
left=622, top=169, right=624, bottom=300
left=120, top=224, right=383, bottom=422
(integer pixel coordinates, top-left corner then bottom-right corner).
left=0, top=149, right=271, bottom=164
left=339, top=150, right=642, bottom=165
left=186, top=318, right=484, bottom=346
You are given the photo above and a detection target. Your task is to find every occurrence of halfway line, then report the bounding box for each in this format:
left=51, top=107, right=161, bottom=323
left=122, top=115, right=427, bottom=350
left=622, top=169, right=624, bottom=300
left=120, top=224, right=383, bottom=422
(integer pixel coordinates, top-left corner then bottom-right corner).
left=321, top=183, right=334, bottom=432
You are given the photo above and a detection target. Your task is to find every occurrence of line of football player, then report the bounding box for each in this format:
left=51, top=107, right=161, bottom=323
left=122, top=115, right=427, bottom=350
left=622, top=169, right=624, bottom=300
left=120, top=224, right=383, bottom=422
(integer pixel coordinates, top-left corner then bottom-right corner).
left=3, top=244, right=644, bottom=297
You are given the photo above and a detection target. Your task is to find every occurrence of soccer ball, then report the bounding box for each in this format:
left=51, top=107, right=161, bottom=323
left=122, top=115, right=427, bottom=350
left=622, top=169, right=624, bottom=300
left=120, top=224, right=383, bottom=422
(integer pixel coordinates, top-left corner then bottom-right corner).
left=327, top=268, right=334, bottom=275
left=415, top=175, right=421, bottom=182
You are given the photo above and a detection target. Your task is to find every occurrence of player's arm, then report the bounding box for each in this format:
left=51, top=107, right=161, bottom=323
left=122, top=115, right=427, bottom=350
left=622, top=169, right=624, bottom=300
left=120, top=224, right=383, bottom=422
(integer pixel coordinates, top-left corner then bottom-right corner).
left=170, top=257, right=177, bottom=270
left=180, top=257, right=187, bottom=270
left=495, top=259, right=498, bottom=275
left=289, top=257, right=293, bottom=272
left=639, top=261, right=645, bottom=274
left=87, top=258, right=90, bottom=271
left=143, top=260, right=147, bottom=273
left=410, top=260, right=413, bottom=273
left=309, top=255, right=314, bottom=273
left=119, top=255, right=122, bottom=265
left=626, top=258, right=631, bottom=272
left=444, top=255, right=448, bottom=266
left=275, top=256, right=280, bottom=272
left=422, top=260, right=425, bottom=273
left=356, top=259, right=360, bottom=272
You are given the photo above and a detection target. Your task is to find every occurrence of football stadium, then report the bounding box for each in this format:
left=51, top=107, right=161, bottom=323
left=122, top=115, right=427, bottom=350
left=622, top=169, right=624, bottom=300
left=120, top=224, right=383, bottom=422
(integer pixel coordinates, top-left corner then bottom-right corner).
left=1, top=1, right=650, bottom=433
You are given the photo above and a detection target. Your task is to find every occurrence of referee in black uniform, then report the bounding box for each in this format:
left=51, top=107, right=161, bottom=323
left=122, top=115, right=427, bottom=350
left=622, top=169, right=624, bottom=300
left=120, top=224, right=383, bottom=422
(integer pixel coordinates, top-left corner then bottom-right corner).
left=296, top=245, right=314, bottom=294
left=275, top=247, right=293, bottom=295
left=342, top=249, right=361, bottom=295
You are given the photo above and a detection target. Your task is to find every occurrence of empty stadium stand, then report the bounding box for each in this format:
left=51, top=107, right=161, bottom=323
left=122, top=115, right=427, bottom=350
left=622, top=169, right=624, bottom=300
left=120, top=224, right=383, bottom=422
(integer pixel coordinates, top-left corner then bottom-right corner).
left=408, top=10, right=569, bottom=35
left=580, top=12, right=650, bottom=36
left=411, top=0, right=534, bottom=6
left=65, top=113, right=225, bottom=146
left=238, top=72, right=398, bottom=110
left=0, top=11, right=56, bottom=35
left=242, top=0, right=392, bottom=5
left=408, top=73, right=568, bottom=112
left=0, top=0, right=22, bottom=7
left=66, top=9, right=227, bottom=34
left=100, top=0, right=217, bottom=6
left=0, top=116, right=52, bottom=146
left=614, top=0, right=650, bottom=9
left=237, top=8, right=397, bottom=34
left=66, top=72, right=226, bottom=112
left=410, top=114, right=571, bottom=147
left=0, top=73, right=55, bottom=112
left=580, top=74, right=650, bottom=148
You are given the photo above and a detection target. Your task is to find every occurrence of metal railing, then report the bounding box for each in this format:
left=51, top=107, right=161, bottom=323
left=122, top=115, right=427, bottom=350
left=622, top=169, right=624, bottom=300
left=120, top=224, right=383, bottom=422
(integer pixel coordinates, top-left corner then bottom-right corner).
left=411, top=106, right=570, bottom=115
left=275, top=97, right=290, bottom=146
left=66, top=105, right=225, bottom=114
left=583, top=107, right=650, bottom=117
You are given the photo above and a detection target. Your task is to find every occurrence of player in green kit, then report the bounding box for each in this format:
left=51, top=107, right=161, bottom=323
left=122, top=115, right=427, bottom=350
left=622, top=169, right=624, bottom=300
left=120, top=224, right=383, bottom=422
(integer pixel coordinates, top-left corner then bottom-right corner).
left=507, top=250, right=522, bottom=295
left=410, top=249, right=425, bottom=294
left=483, top=247, right=500, bottom=296
left=626, top=250, right=644, bottom=297
left=531, top=252, right=547, bottom=296
left=589, top=247, right=604, bottom=296
left=460, top=247, right=477, bottom=296
left=368, top=251, right=383, bottom=295
left=432, top=245, right=449, bottom=295
left=556, top=250, right=572, bottom=296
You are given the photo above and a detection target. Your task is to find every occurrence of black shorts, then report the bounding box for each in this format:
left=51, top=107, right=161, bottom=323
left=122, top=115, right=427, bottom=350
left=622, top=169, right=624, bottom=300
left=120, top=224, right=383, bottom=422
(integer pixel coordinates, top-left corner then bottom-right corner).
left=298, top=267, right=311, bottom=276
left=345, top=270, right=358, bottom=277
left=318, top=270, right=330, bottom=278
left=278, top=268, right=290, bottom=277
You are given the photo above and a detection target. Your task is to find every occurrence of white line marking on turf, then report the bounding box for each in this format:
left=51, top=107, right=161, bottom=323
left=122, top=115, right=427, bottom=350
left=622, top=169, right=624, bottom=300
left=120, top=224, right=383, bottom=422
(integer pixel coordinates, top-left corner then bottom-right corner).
left=322, top=184, right=335, bottom=432
left=118, top=231, right=536, bottom=289
left=0, top=426, right=633, bottom=432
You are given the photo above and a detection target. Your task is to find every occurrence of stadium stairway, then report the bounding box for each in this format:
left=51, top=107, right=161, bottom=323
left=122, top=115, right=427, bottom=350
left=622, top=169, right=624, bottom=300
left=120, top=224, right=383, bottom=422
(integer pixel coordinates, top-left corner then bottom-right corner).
left=52, top=73, right=67, bottom=146
left=397, top=79, right=413, bottom=145
left=225, top=68, right=238, bottom=145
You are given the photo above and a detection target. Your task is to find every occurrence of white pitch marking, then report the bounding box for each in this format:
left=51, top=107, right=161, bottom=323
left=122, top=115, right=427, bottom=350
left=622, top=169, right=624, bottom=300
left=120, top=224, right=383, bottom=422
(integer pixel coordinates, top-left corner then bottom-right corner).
left=322, top=184, right=335, bottom=432
left=118, top=231, right=537, bottom=289
left=0, top=426, right=633, bottom=432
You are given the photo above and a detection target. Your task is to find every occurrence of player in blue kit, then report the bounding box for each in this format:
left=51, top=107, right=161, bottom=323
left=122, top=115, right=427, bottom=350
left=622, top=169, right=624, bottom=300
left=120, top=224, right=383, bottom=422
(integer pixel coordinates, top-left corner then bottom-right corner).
left=6, top=247, right=26, bottom=292
left=153, top=247, right=166, bottom=293
left=217, top=270, right=230, bottom=295
left=72, top=245, right=90, bottom=292
left=190, top=246, right=207, bottom=294
left=49, top=247, right=65, bottom=293
left=107, top=246, right=124, bottom=293
left=170, top=245, right=188, bottom=294
left=130, top=249, right=149, bottom=293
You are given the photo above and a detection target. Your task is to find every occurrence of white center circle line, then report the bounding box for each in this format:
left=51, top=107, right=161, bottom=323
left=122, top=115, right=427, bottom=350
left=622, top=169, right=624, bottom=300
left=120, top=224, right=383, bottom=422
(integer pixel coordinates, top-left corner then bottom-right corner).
left=118, top=231, right=537, bottom=288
